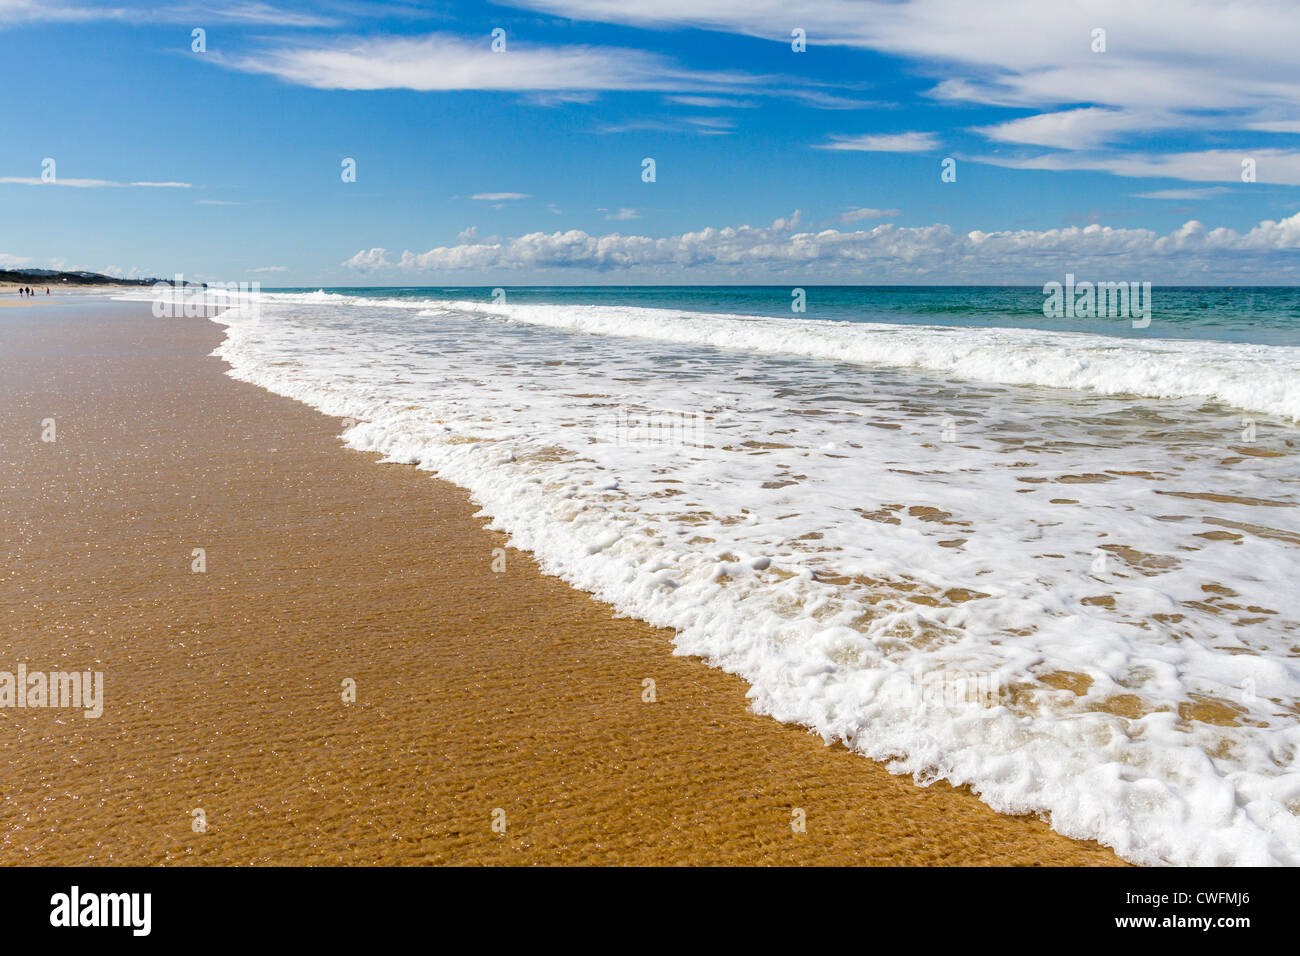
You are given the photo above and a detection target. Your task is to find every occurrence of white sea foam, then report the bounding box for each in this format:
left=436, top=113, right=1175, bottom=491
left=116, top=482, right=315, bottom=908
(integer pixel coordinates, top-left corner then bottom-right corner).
left=422, top=298, right=1300, bottom=423
left=125, top=289, right=1300, bottom=865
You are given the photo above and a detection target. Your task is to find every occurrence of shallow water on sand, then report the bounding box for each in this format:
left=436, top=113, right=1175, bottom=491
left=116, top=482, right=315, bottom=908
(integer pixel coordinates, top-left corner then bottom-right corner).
left=146, top=289, right=1300, bottom=864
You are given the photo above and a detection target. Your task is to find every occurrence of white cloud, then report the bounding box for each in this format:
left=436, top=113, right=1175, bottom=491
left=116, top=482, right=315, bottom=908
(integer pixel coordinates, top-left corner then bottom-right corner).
left=0, top=0, right=339, bottom=27
left=600, top=116, right=736, bottom=135
left=0, top=253, right=33, bottom=268
left=684, top=116, right=734, bottom=134
left=975, top=148, right=1300, bottom=186
left=1247, top=120, right=1300, bottom=133
left=0, top=176, right=190, bottom=188
left=226, top=32, right=756, bottom=93
left=341, top=209, right=1300, bottom=282
left=504, top=1, right=1300, bottom=154
left=100, top=264, right=149, bottom=279
left=524, top=91, right=600, bottom=106
left=784, top=89, right=886, bottom=110
left=974, top=107, right=1167, bottom=151
left=341, top=248, right=391, bottom=272
left=836, top=207, right=902, bottom=223
left=816, top=132, right=939, bottom=153
left=470, top=192, right=530, bottom=201
left=605, top=208, right=640, bottom=220
left=1133, top=187, right=1231, bottom=200
left=250, top=265, right=288, bottom=272
left=665, top=95, right=755, bottom=108
left=186, top=2, right=340, bottom=27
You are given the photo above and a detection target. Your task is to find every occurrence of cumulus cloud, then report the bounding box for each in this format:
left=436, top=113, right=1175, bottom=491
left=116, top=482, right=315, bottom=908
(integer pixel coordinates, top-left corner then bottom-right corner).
left=0, top=252, right=33, bottom=268
left=340, top=210, right=1300, bottom=282
left=341, top=247, right=391, bottom=272
left=100, top=264, right=149, bottom=279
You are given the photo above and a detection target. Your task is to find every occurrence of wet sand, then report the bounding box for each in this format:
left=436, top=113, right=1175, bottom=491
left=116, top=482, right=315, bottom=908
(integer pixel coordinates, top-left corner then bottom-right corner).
left=0, top=301, right=1123, bottom=865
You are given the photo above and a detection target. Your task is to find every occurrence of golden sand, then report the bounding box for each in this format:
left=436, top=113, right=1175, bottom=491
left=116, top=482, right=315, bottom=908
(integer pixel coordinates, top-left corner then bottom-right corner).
left=0, top=303, right=1123, bottom=865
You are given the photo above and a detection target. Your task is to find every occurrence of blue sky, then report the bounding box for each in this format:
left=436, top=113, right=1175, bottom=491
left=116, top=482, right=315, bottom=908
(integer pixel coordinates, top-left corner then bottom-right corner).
left=2, top=0, right=1299, bottom=284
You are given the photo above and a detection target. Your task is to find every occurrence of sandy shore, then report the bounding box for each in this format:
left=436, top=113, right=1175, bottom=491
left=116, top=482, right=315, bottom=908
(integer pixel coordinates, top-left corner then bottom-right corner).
left=1, top=285, right=148, bottom=305
left=0, top=300, right=1122, bottom=865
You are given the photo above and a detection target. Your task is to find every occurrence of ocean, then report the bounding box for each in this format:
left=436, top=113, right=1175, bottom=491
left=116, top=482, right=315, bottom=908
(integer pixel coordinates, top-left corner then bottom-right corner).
left=128, top=284, right=1300, bottom=865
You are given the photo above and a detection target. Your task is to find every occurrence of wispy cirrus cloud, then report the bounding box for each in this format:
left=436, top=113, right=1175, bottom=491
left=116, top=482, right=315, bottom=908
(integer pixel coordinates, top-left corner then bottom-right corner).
left=501, top=0, right=1300, bottom=114
left=834, top=207, right=902, bottom=224
left=501, top=0, right=1300, bottom=181
left=214, top=30, right=868, bottom=109
left=1133, top=187, right=1231, bottom=201
left=975, top=148, right=1300, bottom=186
left=0, top=0, right=340, bottom=27
left=664, top=95, right=755, bottom=109
left=0, top=176, right=190, bottom=188
left=223, top=32, right=757, bottom=93
left=816, top=132, right=939, bottom=153
left=973, top=107, right=1172, bottom=151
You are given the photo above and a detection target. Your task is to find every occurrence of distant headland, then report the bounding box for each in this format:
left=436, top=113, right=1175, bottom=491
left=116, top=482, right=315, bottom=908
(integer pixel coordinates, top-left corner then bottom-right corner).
left=0, top=268, right=159, bottom=288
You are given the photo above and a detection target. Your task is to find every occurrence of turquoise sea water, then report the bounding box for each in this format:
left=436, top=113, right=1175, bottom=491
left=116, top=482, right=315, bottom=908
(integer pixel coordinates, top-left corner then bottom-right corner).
left=266, top=285, right=1300, bottom=346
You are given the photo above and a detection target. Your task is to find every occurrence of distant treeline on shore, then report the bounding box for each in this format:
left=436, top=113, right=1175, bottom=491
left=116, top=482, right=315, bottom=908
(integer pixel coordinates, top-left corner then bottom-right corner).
left=0, top=268, right=158, bottom=287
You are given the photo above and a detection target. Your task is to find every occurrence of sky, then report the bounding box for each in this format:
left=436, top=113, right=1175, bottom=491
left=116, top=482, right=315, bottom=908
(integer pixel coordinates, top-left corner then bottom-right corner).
left=2, top=0, right=1300, bottom=285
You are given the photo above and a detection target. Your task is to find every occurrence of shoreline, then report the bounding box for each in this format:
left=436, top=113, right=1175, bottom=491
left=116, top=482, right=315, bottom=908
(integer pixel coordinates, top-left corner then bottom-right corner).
left=0, top=301, right=1123, bottom=865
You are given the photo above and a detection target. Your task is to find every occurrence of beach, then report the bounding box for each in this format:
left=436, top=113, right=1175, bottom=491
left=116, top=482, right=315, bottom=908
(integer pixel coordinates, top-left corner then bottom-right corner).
left=0, top=299, right=1122, bottom=866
